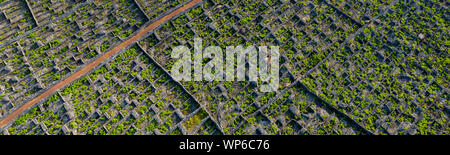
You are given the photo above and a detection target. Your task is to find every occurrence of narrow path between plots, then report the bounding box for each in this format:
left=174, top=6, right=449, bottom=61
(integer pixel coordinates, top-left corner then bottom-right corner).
left=0, top=0, right=203, bottom=128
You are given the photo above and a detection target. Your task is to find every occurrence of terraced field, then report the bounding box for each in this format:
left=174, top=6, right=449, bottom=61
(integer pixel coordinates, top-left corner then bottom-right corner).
left=0, top=0, right=448, bottom=135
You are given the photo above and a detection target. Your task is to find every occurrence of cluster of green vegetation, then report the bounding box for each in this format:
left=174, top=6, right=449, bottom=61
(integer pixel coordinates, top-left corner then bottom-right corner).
left=0, top=0, right=36, bottom=44
left=137, top=0, right=448, bottom=135
left=137, top=0, right=362, bottom=135
left=0, top=0, right=149, bottom=118
left=3, top=45, right=205, bottom=135
left=301, top=0, right=449, bottom=134
left=137, top=0, right=189, bottom=20
left=29, top=0, right=85, bottom=23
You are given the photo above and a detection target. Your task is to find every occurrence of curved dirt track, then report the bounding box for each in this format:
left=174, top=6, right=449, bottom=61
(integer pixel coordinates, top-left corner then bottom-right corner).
left=0, top=0, right=203, bottom=128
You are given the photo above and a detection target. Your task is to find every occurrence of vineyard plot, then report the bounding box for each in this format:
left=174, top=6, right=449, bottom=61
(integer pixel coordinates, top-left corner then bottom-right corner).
left=0, top=0, right=448, bottom=135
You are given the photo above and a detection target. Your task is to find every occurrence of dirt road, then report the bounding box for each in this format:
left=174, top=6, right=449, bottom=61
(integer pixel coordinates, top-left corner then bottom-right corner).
left=0, top=0, right=202, bottom=128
